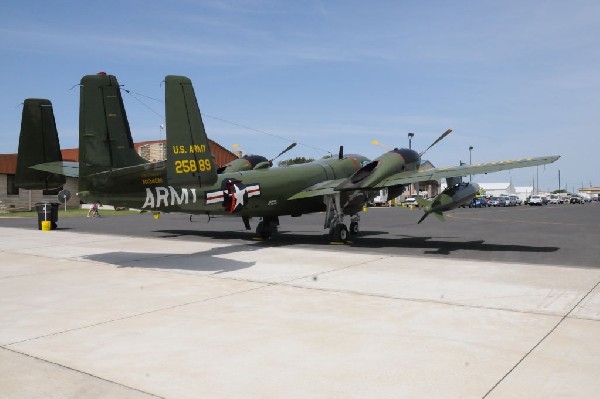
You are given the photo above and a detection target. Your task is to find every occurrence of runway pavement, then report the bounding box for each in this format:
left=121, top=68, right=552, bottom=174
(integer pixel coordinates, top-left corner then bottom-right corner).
left=1, top=204, right=599, bottom=398
left=2, top=203, right=599, bottom=266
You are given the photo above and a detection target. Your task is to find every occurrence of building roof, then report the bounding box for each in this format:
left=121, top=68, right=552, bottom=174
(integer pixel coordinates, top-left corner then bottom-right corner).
left=0, top=154, right=17, bottom=175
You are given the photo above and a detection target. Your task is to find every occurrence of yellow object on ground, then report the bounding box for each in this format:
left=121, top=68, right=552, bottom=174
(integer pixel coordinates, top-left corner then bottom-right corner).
left=153, top=213, right=160, bottom=219
left=41, top=221, right=51, bottom=231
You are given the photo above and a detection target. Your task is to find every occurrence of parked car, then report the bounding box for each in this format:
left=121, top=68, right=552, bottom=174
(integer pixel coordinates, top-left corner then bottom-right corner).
left=509, top=195, right=519, bottom=206
left=469, top=197, right=487, bottom=208
left=498, top=195, right=511, bottom=207
left=528, top=195, right=544, bottom=205
left=570, top=195, right=584, bottom=204
left=403, top=197, right=419, bottom=207
left=548, top=194, right=561, bottom=204
left=488, top=197, right=501, bottom=207
left=542, top=196, right=550, bottom=205
left=524, top=195, right=531, bottom=205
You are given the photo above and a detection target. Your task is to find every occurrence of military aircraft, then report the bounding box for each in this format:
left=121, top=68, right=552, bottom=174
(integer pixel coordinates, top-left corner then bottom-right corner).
left=16, top=73, right=559, bottom=243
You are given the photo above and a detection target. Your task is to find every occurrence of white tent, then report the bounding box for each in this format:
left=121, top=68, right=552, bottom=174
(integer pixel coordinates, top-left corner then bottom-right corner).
left=514, top=186, right=535, bottom=201
left=479, top=183, right=516, bottom=197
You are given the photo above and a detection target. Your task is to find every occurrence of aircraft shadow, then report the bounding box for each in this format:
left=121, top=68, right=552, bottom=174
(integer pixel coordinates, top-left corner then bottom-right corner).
left=155, top=229, right=559, bottom=256
left=83, top=243, right=259, bottom=274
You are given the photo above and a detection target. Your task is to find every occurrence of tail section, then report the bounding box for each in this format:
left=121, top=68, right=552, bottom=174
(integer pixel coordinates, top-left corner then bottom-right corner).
left=164, top=75, right=218, bottom=187
left=79, top=73, right=147, bottom=190
left=14, top=99, right=66, bottom=190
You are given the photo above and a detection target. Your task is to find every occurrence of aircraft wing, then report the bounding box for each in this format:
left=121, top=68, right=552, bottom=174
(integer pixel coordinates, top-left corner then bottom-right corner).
left=374, top=155, right=560, bottom=187
left=287, top=178, right=347, bottom=200
left=30, top=161, right=80, bottom=177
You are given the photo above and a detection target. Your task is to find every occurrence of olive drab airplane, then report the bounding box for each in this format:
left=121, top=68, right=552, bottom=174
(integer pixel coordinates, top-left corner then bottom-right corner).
left=15, top=73, right=560, bottom=243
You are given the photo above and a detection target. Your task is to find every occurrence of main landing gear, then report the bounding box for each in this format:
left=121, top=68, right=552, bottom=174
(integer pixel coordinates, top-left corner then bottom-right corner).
left=324, top=193, right=360, bottom=244
left=255, top=216, right=279, bottom=239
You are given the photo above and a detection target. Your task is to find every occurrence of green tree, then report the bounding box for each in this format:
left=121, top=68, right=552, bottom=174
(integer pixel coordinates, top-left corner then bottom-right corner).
left=278, top=156, right=315, bottom=167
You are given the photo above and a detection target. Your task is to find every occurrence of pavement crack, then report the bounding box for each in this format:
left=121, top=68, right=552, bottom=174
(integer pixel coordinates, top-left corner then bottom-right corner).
left=0, top=346, right=165, bottom=399
left=5, top=283, right=272, bottom=347
left=481, top=280, right=600, bottom=399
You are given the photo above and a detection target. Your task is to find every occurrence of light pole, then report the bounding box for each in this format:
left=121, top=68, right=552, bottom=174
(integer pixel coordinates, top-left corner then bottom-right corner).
left=469, top=146, right=473, bottom=182
left=408, top=132, right=414, bottom=150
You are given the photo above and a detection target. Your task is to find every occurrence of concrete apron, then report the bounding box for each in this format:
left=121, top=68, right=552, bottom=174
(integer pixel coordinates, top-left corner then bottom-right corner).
left=0, top=227, right=599, bottom=399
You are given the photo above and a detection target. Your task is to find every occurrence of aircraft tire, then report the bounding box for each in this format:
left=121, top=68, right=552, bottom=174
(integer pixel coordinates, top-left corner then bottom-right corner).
left=256, top=221, right=271, bottom=239
left=332, top=224, right=348, bottom=243
left=349, top=221, right=359, bottom=235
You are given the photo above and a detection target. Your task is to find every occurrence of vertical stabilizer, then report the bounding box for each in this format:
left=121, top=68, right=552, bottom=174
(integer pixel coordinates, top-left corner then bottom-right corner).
left=15, top=99, right=66, bottom=190
left=79, top=73, right=147, bottom=187
left=165, top=75, right=218, bottom=187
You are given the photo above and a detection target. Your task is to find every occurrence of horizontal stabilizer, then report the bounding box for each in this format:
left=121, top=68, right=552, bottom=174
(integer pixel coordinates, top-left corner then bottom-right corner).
left=30, top=161, right=80, bottom=177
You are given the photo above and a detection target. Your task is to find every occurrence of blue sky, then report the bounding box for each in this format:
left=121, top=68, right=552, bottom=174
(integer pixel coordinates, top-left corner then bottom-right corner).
left=1, top=1, right=598, bottom=191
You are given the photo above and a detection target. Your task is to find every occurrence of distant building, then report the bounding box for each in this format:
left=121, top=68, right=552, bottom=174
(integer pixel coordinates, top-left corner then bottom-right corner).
left=579, top=187, right=600, bottom=199
left=514, top=186, right=534, bottom=201
left=0, top=139, right=236, bottom=212
left=478, top=183, right=516, bottom=197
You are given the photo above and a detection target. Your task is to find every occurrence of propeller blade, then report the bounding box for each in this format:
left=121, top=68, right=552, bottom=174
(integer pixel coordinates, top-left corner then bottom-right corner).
left=419, top=129, right=452, bottom=157
left=270, top=142, right=297, bottom=162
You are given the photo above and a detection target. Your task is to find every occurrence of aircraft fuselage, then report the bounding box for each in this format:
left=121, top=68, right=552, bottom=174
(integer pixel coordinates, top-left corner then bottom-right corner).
left=81, top=155, right=371, bottom=218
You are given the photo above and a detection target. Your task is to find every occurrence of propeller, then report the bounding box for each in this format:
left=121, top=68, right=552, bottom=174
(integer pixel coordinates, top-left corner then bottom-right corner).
left=419, top=129, right=452, bottom=157
left=269, top=142, right=297, bottom=164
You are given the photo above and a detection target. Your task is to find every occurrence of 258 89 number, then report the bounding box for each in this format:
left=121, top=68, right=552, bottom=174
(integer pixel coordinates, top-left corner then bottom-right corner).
left=174, top=159, right=212, bottom=174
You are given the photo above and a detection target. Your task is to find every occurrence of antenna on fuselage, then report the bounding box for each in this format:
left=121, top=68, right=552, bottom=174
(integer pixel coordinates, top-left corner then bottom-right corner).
left=338, top=145, right=344, bottom=159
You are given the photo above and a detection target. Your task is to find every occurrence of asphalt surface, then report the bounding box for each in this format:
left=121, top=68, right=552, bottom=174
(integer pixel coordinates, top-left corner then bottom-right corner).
left=2, top=203, right=599, bottom=267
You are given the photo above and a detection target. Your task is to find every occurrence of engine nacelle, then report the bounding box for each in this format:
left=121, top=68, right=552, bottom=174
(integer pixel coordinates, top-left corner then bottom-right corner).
left=336, top=148, right=420, bottom=191
left=417, top=183, right=479, bottom=223
left=218, top=155, right=269, bottom=173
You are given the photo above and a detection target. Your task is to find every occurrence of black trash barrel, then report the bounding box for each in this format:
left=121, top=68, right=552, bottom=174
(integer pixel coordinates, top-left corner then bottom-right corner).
left=35, top=202, right=59, bottom=230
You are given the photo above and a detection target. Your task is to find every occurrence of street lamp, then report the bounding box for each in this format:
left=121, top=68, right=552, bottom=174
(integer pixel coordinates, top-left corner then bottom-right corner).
left=408, top=132, right=414, bottom=150
left=469, top=146, right=474, bottom=182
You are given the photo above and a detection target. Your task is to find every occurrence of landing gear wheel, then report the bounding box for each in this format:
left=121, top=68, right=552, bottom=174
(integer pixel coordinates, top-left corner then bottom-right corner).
left=255, top=221, right=272, bottom=239
left=349, top=221, right=359, bottom=235
left=331, top=224, right=348, bottom=243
